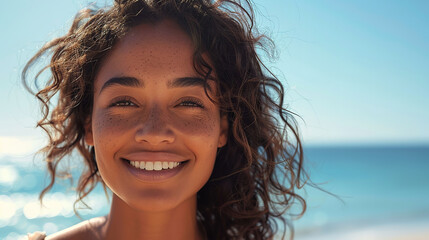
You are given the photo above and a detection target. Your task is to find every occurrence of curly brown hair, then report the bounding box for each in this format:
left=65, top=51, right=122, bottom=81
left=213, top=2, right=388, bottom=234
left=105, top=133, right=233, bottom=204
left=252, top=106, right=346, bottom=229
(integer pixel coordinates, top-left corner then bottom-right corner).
left=22, top=0, right=306, bottom=239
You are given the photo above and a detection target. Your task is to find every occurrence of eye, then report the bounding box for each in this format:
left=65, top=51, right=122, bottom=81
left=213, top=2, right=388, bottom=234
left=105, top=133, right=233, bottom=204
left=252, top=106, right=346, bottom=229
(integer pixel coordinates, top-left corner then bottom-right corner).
left=109, top=97, right=137, bottom=107
left=177, top=98, right=205, bottom=108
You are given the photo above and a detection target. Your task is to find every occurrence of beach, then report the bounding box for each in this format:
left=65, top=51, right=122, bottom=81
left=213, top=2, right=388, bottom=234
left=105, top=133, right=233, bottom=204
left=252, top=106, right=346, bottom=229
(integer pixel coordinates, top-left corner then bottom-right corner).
left=295, top=217, right=429, bottom=240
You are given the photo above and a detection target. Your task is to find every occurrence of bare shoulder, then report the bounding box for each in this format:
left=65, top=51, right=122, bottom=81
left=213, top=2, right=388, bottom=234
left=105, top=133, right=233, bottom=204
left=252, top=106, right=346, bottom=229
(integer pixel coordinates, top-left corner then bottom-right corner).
left=45, top=216, right=107, bottom=240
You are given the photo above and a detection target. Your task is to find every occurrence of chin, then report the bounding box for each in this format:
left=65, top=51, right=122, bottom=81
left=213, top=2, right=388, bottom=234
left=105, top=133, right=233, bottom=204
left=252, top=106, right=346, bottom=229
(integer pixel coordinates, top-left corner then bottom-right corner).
left=117, top=188, right=197, bottom=213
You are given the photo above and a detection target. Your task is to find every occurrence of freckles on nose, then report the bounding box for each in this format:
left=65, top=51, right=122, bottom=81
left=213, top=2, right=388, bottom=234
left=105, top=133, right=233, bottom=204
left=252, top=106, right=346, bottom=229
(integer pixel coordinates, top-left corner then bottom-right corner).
left=149, top=107, right=162, bottom=124
left=134, top=107, right=177, bottom=144
left=147, top=111, right=157, bottom=129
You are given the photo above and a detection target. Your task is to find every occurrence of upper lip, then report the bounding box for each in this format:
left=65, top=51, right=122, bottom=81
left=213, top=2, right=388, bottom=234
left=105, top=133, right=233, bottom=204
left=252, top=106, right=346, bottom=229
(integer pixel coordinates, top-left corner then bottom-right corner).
left=121, top=151, right=188, bottom=162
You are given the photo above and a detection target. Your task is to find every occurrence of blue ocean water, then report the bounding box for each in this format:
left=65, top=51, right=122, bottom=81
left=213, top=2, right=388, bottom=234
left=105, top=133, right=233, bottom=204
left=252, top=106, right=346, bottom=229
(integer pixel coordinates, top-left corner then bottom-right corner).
left=294, top=145, right=429, bottom=237
left=1, top=146, right=428, bottom=239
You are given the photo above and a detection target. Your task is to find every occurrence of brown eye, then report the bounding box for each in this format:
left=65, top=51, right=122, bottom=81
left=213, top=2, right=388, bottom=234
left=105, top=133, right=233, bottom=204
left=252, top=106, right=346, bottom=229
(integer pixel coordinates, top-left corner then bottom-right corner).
left=109, top=97, right=137, bottom=107
left=178, top=98, right=204, bottom=108
left=113, top=100, right=135, bottom=106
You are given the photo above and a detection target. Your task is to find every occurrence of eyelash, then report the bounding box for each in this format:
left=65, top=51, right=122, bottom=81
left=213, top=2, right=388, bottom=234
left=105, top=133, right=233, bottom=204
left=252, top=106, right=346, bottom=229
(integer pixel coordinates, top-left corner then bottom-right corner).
left=108, top=97, right=204, bottom=109
left=177, top=98, right=205, bottom=108
left=109, top=97, right=137, bottom=107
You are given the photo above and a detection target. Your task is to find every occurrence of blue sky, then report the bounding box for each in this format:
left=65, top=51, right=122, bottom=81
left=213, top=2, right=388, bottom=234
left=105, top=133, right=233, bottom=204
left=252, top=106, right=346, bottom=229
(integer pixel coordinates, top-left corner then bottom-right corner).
left=0, top=0, right=428, bottom=156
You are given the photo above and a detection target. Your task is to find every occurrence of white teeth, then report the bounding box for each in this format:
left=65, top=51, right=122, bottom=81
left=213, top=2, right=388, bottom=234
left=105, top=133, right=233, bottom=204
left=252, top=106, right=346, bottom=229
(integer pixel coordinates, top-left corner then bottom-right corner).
left=162, top=162, right=169, bottom=169
left=129, top=161, right=182, bottom=171
left=146, top=162, right=154, bottom=171
left=154, top=162, right=162, bottom=170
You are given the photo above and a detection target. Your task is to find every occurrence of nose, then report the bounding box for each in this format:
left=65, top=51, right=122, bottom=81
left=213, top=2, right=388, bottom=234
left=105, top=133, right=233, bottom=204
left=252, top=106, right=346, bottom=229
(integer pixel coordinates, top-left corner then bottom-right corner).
left=134, top=106, right=175, bottom=145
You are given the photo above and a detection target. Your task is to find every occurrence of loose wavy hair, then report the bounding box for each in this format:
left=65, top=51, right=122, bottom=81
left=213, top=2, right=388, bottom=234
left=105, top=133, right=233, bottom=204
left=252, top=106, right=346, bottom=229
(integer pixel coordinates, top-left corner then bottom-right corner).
left=22, top=0, right=306, bottom=239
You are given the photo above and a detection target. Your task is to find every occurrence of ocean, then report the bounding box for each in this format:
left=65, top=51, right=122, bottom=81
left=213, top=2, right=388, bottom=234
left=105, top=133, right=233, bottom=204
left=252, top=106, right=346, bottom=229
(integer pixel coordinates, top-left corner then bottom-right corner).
left=1, top=145, right=428, bottom=239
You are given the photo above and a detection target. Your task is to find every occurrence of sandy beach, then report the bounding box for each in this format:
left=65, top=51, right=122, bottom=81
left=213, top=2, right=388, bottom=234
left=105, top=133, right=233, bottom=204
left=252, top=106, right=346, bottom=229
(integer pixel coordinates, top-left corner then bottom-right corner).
left=294, top=219, right=429, bottom=240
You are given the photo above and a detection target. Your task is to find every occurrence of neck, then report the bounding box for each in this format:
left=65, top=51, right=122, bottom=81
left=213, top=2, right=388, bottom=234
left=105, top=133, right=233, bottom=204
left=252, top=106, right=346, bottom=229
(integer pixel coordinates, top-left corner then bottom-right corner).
left=101, top=194, right=203, bottom=240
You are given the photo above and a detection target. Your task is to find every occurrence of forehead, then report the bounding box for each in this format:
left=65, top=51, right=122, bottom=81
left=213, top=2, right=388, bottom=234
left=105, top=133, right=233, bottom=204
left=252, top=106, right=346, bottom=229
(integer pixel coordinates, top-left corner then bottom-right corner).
left=118, top=19, right=193, bottom=57
left=95, top=20, right=197, bottom=88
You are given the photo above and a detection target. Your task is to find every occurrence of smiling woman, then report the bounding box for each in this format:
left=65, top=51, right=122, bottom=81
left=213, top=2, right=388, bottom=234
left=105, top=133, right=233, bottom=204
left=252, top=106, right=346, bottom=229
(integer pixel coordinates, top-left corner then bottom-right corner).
left=86, top=21, right=228, bottom=220
left=22, top=0, right=306, bottom=239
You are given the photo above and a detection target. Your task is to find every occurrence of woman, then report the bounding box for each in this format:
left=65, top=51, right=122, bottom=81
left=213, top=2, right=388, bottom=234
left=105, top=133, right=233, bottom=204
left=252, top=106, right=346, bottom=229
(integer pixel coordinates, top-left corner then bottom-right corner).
left=23, top=0, right=306, bottom=239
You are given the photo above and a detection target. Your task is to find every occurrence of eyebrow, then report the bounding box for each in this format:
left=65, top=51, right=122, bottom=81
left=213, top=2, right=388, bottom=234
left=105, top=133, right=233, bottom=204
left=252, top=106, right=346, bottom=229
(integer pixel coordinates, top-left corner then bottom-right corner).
left=99, top=76, right=211, bottom=95
left=167, top=77, right=211, bottom=91
left=99, top=77, right=142, bottom=94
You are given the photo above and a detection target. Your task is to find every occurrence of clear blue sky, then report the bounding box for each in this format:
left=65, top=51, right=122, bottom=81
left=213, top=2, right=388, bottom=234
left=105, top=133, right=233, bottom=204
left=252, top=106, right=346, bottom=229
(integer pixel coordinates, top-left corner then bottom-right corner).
left=1, top=0, right=428, bottom=156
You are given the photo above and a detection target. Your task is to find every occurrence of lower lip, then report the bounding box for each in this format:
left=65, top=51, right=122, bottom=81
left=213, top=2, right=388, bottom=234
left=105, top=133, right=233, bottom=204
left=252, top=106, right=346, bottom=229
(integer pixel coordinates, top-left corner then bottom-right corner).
left=123, top=159, right=187, bottom=182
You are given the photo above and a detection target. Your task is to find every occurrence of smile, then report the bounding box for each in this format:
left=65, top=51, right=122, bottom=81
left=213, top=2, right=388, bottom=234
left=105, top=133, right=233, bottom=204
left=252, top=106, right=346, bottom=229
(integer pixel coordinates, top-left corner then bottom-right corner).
left=128, top=160, right=182, bottom=171
left=122, top=158, right=189, bottom=182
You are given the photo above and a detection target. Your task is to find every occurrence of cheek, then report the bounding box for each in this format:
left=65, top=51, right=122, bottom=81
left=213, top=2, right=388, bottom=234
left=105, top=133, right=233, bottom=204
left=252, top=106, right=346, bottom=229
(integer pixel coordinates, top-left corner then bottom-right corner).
left=91, top=111, right=134, bottom=151
left=175, top=113, right=220, bottom=145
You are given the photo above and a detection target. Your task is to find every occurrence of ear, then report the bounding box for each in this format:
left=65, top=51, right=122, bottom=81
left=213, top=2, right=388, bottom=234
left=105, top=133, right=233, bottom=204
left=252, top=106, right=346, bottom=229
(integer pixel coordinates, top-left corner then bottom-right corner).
left=84, top=118, right=94, bottom=146
left=217, top=115, right=228, bottom=148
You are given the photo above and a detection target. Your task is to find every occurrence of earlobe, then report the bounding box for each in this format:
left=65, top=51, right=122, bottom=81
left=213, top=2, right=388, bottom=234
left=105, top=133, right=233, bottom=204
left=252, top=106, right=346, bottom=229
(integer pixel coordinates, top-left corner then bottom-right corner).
left=84, top=120, right=94, bottom=146
left=218, top=115, right=228, bottom=148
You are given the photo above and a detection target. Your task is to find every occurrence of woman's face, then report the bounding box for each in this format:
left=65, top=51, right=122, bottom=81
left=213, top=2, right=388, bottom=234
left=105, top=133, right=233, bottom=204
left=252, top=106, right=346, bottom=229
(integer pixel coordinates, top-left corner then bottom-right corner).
left=85, top=20, right=228, bottom=211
